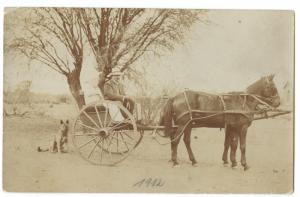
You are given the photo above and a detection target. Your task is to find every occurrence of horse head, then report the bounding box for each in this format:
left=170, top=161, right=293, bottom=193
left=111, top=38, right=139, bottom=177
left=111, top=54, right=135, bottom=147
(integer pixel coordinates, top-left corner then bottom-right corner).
left=246, top=74, right=280, bottom=108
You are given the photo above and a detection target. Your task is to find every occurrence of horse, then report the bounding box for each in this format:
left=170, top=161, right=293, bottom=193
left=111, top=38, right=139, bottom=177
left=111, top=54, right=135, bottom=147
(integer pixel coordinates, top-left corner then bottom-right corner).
left=160, top=74, right=280, bottom=170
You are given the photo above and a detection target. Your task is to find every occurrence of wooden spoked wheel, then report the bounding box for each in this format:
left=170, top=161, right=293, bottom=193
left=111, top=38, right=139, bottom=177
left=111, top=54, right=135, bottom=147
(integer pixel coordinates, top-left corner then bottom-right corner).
left=72, top=100, right=143, bottom=166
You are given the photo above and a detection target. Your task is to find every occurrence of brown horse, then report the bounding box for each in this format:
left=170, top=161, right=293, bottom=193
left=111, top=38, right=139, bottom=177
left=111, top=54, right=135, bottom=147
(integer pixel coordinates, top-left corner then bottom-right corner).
left=160, top=75, right=280, bottom=170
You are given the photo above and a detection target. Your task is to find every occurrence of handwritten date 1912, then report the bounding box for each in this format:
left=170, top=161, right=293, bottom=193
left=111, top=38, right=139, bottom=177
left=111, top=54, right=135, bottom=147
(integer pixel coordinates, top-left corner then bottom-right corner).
left=133, top=178, right=165, bottom=187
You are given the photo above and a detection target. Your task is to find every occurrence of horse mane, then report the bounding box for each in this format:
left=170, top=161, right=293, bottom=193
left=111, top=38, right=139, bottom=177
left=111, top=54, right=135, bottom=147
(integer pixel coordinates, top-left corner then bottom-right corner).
left=245, top=78, right=264, bottom=94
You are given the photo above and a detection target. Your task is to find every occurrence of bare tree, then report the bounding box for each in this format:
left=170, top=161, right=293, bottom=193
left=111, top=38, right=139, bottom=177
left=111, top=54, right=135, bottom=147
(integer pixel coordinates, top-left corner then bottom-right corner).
left=6, top=8, right=85, bottom=109
left=78, top=8, right=204, bottom=92
left=6, top=8, right=206, bottom=109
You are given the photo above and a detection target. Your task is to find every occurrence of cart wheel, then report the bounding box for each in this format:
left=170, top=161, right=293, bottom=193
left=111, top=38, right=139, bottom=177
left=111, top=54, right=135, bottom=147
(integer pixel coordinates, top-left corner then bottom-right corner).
left=72, top=100, right=143, bottom=166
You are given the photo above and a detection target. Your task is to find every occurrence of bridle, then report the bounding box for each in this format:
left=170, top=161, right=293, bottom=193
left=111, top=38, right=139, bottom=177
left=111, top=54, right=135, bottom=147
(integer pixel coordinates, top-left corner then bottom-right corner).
left=258, top=76, right=279, bottom=105
left=253, top=94, right=279, bottom=107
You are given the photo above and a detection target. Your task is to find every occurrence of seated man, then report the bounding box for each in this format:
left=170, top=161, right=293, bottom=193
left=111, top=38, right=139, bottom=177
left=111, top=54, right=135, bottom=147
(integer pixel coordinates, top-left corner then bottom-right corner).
left=102, top=69, right=135, bottom=116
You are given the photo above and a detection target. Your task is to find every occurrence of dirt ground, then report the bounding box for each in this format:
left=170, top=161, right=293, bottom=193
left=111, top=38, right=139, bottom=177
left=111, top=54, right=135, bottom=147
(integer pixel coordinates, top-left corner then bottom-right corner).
left=3, top=113, right=293, bottom=193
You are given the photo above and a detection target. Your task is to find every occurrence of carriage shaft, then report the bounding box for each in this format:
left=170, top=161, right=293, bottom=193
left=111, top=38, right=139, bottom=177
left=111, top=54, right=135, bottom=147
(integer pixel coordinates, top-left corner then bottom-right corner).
left=253, top=111, right=291, bottom=120
left=136, top=124, right=177, bottom=131
left=137, top=110, right=291, bottom=131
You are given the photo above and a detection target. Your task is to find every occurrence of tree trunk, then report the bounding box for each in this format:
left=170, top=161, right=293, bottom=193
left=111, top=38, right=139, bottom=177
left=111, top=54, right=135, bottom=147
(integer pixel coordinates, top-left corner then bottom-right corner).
left=97, top=72, right=107, bottom=96
left=67, top=70, right=86, bottom=109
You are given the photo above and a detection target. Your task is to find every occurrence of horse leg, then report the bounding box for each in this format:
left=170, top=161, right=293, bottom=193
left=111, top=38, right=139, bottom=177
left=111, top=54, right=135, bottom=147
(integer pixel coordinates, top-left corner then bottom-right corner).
left=230, top=129, right=238, bottom=168
left=171, top=125, right=184, bottom=167
left=183, top=125, right=197, bottom=166
left=239, top=125, right=250, bottom=171
left=222, top=126, right=230, bottom=165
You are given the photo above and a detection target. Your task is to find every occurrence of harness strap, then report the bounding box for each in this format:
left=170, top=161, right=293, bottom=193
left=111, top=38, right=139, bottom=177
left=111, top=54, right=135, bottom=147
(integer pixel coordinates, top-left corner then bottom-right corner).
left=183, top=91, right=193, bottom=120
left=218, top=95, right=227, bottom=130
left=219, top=95, right=227, bottom=111
left=250, top=95, right=274, bottom=110
left=242, top=95, right=247, bottom=109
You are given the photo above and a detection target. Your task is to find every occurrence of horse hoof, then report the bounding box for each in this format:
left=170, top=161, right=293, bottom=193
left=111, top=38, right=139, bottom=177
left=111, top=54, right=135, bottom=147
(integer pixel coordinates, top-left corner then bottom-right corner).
left=223, top=163, right=229, bottom=167
left=244, top=165, right=250, bottom=171
left=173, top=163, right=180, bottom=168
left=192, top=162, right=198, bottom=167
left=168, top=159, right=172, bottom=163
left=231, top=163, right=238, bottom=169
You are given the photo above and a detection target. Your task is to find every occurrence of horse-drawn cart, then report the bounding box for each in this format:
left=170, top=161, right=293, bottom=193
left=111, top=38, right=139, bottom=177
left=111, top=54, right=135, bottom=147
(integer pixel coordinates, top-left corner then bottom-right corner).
left=71, top=92, right=291, bottom=166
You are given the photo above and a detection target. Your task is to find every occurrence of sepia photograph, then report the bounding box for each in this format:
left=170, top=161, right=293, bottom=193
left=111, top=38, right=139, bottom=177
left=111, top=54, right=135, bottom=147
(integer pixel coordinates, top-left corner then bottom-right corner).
left=3, top=7, right=294, bottom=193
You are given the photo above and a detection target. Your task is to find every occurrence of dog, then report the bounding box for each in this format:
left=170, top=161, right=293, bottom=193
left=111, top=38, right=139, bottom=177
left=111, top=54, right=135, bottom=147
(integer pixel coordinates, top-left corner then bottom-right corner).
left=37, top=120, right=69, bottom=153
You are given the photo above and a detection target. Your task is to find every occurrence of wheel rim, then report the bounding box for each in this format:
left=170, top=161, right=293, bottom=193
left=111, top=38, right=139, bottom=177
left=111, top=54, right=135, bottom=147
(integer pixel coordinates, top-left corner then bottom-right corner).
left=72, top=100, right=142, bottom=166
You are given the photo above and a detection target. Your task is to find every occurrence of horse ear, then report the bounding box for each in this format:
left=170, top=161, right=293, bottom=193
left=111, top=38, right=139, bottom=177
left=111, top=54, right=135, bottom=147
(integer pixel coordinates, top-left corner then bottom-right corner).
left=60, top=120, right=64, bottom=124
left=268, top=74, right=275, bottom=81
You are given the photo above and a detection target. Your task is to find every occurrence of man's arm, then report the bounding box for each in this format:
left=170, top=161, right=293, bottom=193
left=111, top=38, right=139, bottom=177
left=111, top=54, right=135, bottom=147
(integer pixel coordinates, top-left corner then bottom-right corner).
left=103, top=84, right=125, bottom=101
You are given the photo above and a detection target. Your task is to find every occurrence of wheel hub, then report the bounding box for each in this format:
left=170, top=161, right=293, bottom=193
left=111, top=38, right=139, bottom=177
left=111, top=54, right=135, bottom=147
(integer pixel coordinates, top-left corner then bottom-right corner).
left=98, top=129, right=109, bottom=138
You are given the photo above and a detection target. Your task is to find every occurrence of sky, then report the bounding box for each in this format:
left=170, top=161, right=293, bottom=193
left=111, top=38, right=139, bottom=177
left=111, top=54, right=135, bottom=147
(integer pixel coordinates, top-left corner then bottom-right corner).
left=144, top=10, right=294, bottom=94
left=4, top=9, right=294, bottom=98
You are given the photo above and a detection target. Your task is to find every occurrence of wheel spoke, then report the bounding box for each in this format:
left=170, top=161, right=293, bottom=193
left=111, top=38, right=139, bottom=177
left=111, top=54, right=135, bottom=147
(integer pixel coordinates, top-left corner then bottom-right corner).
left=115, top=132, right=125, bottom=155
left=74, top=132, right=98, bottom=136
left=109, top=118, right=130, bottom=131
left=94, top=106, right=104, bottom=128
left=87, top=137, right=102, bottom=159
left=99, top=138, right=104, bottom=163
left=103, top=138, right=112, bottom=163
left=119, top=132, right=130, bottom=151
left=77, top=120, right=99, bottom=132
left=83, top=110, right=100, bottom=129
left=107, top=109, right=121, bottom=127
left=107, top=132, right=115, bottom=163
left=103, top=135, right=124, bottom=155
left=111, top=135, right=134, bottom=146
left=122, top=131, right=138, bottom=143
left=78, top=136, right=98, bottom=149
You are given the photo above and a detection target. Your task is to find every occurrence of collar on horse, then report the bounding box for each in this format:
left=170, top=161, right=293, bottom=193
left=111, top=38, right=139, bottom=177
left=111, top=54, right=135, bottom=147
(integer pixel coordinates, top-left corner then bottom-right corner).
left=183, top=91, right=193, bottom=120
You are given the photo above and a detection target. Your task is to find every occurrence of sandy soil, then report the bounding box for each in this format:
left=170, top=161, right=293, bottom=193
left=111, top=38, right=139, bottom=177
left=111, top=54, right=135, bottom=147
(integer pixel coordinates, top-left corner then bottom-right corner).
left=3, top=113, right=293, bottom=193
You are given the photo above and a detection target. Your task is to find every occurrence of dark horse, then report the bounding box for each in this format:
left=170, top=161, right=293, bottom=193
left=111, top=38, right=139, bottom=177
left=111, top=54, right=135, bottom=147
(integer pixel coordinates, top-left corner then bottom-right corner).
left=160, top=75, right=280, bottom=170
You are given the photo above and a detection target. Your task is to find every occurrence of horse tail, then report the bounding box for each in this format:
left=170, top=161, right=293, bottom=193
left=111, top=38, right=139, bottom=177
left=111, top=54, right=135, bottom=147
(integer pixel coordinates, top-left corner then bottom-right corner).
left=37, top=146, right=49, bottom=152
left=160, top=97, right=174, bottom=137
